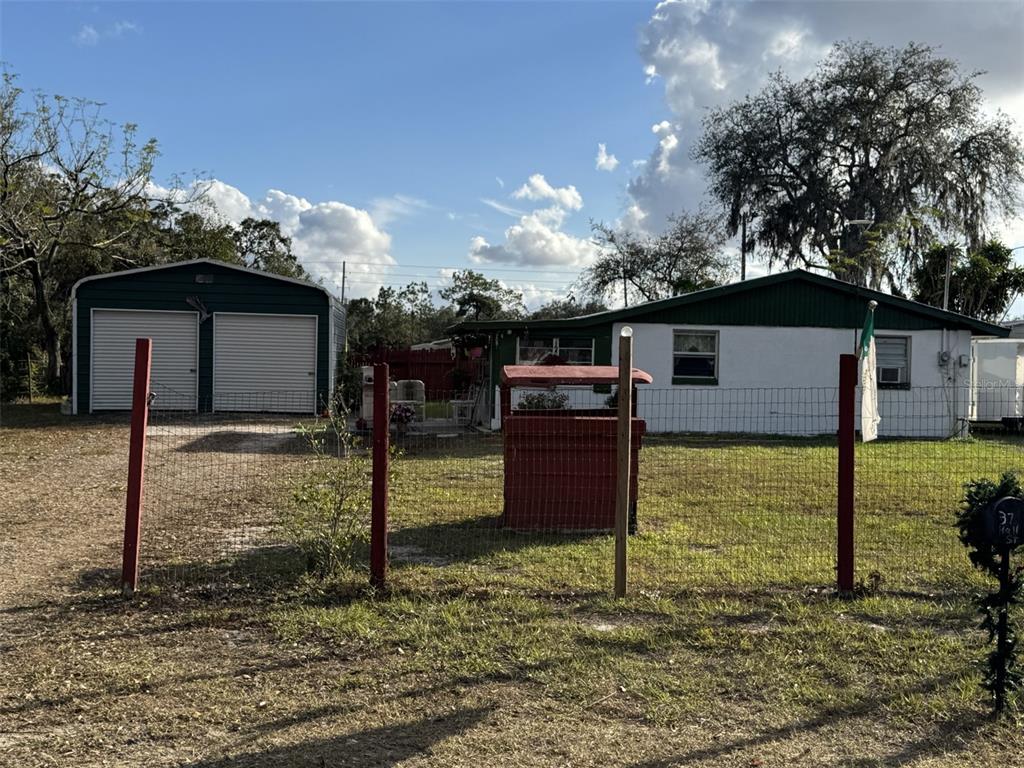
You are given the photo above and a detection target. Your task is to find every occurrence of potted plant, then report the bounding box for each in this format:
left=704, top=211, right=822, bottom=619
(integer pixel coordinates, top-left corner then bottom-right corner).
left=390, top=403, right=416, bottom=434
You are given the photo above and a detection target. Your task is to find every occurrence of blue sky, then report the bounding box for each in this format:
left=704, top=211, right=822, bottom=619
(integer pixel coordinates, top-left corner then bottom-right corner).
left=3, top=1, right=1023, bottom=307
left=2, top=1, right=665, bottom=301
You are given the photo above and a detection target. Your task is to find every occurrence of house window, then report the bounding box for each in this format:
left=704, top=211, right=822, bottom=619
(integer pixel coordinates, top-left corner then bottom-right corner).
left=876, top=336, right=910, bottom=388
left=557, top=337, right=594, bottom=365
left=516, top=336, right=594, bottom=365
left=517, top=337, right=556, bottom=364
left=673, top=330, right=719, bottom=384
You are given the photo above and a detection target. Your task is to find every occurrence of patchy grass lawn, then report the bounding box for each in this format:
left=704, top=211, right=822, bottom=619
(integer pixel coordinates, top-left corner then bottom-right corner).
left=2, top=402, right=1023, bottom=766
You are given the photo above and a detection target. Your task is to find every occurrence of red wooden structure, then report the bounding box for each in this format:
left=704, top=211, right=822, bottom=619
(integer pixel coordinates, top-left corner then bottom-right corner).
left=348, top=348, right=482, bottom=399
left=499, top=365, right=652, bottom=531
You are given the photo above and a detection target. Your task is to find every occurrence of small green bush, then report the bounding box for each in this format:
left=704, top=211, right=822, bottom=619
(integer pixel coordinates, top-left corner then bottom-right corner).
left=286, top=413, right=371, bottom=579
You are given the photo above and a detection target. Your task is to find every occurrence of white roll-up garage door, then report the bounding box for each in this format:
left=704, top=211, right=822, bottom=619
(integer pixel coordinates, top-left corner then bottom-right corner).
left=213, top=313, right=317, bottom=413
left=91, top=310, right=198, bottom=411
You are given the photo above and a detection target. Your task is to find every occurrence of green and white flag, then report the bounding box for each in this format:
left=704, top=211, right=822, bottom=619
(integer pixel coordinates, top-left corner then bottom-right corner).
left=859, top=300, right=880, bottom=442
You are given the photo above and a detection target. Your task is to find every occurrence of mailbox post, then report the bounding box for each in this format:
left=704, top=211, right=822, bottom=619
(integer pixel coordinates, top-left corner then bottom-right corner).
left=984, top=496, right=1023, bottom=714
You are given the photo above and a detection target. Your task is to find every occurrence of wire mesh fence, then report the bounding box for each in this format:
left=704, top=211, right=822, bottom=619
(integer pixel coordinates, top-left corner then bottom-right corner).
left=856, top=386, right=1024, bottom=592
left=142, top=384, right=322, bottom=585
left=136, top=381, right=1024, bottom=597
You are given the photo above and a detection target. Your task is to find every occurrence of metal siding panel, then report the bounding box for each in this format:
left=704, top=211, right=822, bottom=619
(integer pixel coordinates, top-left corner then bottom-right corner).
left=213, top=314, right=317, bottom=413
left=91, top=310, right=197, bottom=411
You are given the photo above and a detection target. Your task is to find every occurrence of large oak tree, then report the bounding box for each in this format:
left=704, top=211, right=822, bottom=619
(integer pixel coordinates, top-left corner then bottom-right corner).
left=695, top=41, right=1024, bottom=290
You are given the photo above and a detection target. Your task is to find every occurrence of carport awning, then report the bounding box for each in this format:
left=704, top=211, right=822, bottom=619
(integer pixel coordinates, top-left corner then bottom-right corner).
left=501, top=365, right=653, bottom=387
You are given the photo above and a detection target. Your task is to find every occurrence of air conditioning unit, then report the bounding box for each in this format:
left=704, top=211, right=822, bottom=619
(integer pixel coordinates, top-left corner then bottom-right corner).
left=879, top=367, right=902, bottom=384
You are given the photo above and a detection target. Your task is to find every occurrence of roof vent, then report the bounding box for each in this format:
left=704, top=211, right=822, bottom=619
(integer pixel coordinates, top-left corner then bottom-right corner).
left=195, top=274, right=214, bottom=284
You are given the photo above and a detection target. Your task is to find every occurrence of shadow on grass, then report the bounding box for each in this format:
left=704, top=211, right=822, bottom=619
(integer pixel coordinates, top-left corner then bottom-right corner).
left=389, top=515, right=612, bottom=566
left=642, top=432, right=838, bottom=450
left=0, top=401, right=129, bottom=429
left=171, top=430, right=314, bottom=456
left=629, top=673, right=988, bottom=768
left=180, top=705, right=494, bottom=768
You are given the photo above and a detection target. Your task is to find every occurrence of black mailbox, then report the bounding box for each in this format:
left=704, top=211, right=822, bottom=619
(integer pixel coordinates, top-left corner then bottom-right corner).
left=985, top=496, right=1024, bottom=548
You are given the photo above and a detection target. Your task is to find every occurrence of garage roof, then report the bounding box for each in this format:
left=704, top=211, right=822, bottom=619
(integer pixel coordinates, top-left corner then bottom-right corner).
left=71, top=258, right=337, bottom=302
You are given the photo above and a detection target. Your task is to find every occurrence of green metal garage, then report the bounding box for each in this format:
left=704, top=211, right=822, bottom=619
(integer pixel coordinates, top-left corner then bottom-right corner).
left=71, top=259, right=344, bottom=414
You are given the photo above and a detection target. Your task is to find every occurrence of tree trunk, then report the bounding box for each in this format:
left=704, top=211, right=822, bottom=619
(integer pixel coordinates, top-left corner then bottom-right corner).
left=26, top=258, right=62, bottom=391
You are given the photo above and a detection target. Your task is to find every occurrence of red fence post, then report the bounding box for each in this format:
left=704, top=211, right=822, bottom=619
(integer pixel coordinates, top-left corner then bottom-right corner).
left=371, top=362, right=390, bottom=589
left=121, top=338, right=152, bottom=596
left=837, top=353, right=857, bottom=594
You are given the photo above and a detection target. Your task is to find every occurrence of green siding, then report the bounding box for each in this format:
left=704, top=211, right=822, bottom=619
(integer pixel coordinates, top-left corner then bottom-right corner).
left=614, top=280, right=935, bottom=330
left=75, top=261, right=332, bottom=411
left=453, top=270, right=1008, bottom=337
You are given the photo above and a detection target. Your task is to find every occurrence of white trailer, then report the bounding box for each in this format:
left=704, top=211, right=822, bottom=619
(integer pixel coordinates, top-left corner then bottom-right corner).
left=971, top=339, right=1024, bottom=422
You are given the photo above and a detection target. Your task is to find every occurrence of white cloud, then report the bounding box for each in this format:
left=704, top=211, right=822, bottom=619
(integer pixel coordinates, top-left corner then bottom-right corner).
left=595, top=143, right=620, bottom=172
left=469, top=173, right=598, bottom=267
left=480, top=198, right=526, bottom=217
left=626, top=0, right=1024, bottom=236
left=149, top=178, right=393, bottom=296
left=369, top=194, right=430, bottom=227
left=652, top=121, right=680, bottom=177
left=73, top=20, right=140, bottom=46
left=111, top=21, right=140, bottom=37
left=512, top=173, right=583, bottom=211
left=73, top=25, right=99, bottom=46
left=496, top=176, right=505, bottom=189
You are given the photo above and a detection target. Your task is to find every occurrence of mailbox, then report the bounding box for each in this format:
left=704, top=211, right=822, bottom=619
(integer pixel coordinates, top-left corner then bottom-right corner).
left=985, top=496, right=1024, bottom=548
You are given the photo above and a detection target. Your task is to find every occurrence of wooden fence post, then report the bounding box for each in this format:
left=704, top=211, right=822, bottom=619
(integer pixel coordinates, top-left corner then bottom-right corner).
left=837, top=353, right=857, bottom=594
left=615, top=327, right=634, bottom=599
left=121, top=338, right=152, bottom=596
left=371, top=362, right=390, bottom=590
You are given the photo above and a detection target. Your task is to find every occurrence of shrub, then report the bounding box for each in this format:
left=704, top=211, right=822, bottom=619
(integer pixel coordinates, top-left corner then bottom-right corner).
left=285, top=414, right=371, bottom=579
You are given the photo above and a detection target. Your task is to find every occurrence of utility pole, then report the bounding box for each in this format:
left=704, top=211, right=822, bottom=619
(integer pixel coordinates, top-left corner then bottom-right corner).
left=340, top=260, right=347, bottom=304
left=740, top=212, right=747, bottom=281
left=621, top=253, right=628, bottom=308
left=942, top=246, right=952, bottom=312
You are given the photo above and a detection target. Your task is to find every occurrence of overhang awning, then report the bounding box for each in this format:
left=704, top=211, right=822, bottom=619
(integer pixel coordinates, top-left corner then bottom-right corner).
left=501, top=365, right=653, bottom=387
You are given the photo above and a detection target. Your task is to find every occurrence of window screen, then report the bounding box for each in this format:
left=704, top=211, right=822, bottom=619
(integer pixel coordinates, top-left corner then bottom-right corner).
left=673, top=331, right=718, bottom=380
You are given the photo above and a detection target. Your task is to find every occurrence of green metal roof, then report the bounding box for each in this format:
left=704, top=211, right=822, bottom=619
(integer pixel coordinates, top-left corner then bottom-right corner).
left=450, top=269, right=1008, bottom=337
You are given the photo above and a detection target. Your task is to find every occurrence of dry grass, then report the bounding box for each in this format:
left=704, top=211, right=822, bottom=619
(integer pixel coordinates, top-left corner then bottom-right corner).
left=1, top=402, right=1023, bottom=767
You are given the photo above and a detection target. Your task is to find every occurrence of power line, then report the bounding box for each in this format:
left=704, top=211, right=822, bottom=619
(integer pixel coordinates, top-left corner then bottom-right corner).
left=340, top=273, right=578, bottom=286
left=310, top=258, right=585, bottom=275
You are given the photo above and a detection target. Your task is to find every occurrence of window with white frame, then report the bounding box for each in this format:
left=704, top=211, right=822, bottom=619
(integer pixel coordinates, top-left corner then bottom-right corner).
left=672, top=330, right=719, bottom=383
left=876, top=336, right=910, bottom=386
left=557, top=337, right=595, bottom=365
left=516, top=336, right=594, bottom=365
left=517, top=336, right=555, bottom=364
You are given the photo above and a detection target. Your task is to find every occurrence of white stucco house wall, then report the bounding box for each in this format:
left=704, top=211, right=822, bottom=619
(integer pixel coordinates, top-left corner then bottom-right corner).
left=454, top=270, right=1006, bottom=438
